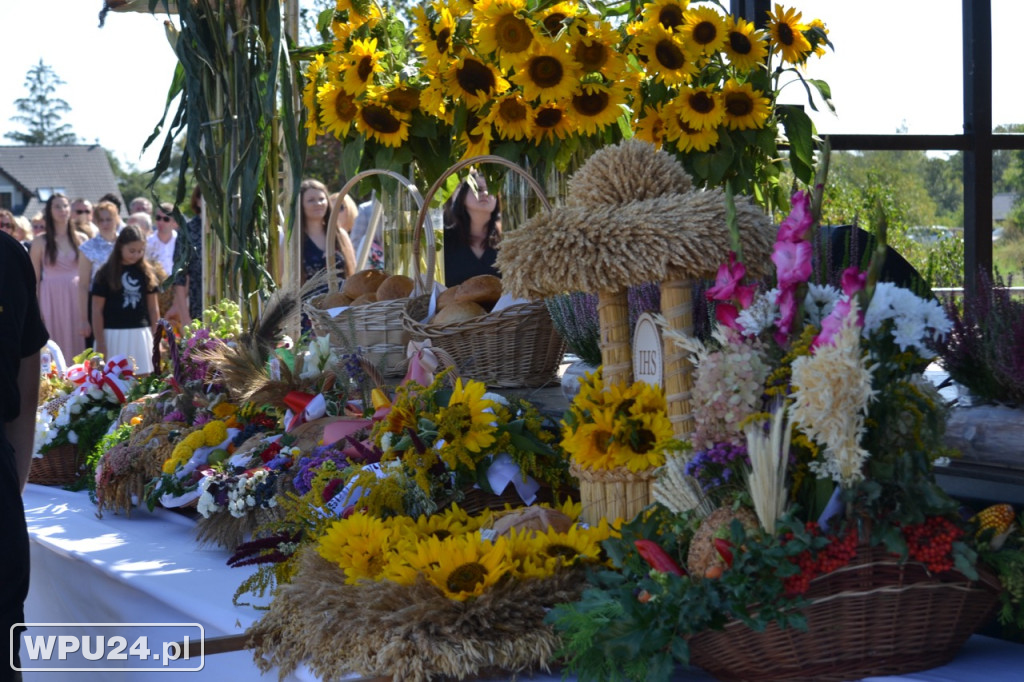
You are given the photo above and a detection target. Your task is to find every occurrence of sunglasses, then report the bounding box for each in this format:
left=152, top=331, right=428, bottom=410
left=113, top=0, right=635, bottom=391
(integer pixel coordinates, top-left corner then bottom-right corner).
left=155, top=215, right=174, bottom=222
left=75, top=209, right=92, bottom=215
left=0, top=222, right=12, bottom=230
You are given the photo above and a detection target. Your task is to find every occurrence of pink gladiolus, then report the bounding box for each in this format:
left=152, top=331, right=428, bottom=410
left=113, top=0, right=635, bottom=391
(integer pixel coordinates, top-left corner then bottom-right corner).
left=777, top=191, right=813, bottom=242
left=841, top=266, right=867, bottom=296
left=716, top=302, right=741, bottom=330
left=776, top=287, right=798, bottom=336
left=706, top=252, right=747, bottom=302
left=772, top=240, right=813, bottom=288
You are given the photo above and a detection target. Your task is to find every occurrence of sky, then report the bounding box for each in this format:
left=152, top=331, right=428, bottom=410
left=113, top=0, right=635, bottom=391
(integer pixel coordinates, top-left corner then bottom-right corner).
left=1, top=1, right=1023, bottom=173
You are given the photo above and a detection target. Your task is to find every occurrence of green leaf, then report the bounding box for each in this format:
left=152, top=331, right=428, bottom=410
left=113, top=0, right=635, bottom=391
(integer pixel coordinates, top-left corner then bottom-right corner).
left=778, top=105, right=815, bottom=184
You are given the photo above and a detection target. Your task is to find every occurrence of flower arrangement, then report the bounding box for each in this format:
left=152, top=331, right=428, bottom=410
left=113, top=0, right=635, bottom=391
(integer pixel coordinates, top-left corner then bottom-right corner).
left=302, top=0, right=832, bottom=207
left=545, top=183, right=1014, bottom=681
left=560, top=369, right=679, bottom=474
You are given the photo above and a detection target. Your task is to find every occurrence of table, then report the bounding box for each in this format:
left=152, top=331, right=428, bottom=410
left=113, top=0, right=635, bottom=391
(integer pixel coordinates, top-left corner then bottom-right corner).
left=20, top=485, right=1024, bottom=681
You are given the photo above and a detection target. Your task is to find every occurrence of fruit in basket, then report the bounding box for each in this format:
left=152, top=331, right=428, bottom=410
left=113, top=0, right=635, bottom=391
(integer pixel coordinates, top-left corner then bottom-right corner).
left=431, top=301, right=487, bottom=325
left=687, top=506, right=758, bottom=576
left=342, top=268, right=389, bottom=299
left=972, top=503, right=1017, bottom=549
left=376, top=274, right=414, bottom=300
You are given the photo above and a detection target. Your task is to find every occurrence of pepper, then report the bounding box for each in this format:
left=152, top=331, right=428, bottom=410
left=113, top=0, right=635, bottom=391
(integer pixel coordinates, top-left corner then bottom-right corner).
left=713, top=538, right=734, bottom=568
left=634, top=539, right=686, bottom=576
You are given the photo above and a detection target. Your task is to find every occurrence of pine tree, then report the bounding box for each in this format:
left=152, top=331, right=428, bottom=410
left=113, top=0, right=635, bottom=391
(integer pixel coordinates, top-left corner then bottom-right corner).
left=5, top=59, right=77, bottom=145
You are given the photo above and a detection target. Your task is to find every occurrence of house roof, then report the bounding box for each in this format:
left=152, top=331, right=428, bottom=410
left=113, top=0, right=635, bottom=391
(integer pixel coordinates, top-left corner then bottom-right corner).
left=993, top=192, right=1019, bottom=222
left=0, top=144, right=125, bottom=218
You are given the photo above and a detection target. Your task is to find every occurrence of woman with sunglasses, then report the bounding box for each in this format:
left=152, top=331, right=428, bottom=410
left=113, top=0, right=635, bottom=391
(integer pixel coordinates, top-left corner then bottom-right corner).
left=29, top=193, right=85, bottom=360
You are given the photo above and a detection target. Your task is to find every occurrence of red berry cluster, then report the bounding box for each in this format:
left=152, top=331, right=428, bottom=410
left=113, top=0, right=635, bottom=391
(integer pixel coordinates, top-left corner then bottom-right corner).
left=903, top=516, right=963, bottom=574
left=782, top=522, right=859, bottom=597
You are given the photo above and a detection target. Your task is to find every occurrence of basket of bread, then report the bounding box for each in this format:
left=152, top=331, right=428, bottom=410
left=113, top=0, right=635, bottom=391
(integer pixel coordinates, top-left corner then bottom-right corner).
left=304, top=169, right=435, bottom=377
left=401, top=156, right=566, bottom=388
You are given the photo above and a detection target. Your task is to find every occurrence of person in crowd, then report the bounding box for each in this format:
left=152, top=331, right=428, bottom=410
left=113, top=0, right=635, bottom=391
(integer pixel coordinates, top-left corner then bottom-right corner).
left=70, top=197, right=94, bottom=224
left=126, top=212, right=152, bottom=240
left=443, top=170, right=502, bottom=287
left=347, top=194, right=386, bottom=271
left=78, top=200, right=122, bottom=348
left=12, top=216, right=33, bottom=246
left=146, top=202, right=177, bottom=275
left=29, top=193, right=85, bottom=360
left=29, top=211, right=45, bottom=237
left=91, top=226, right=159, bottom=375
left=166, top=185, right=204, bottom=327
left=301, top=179, right=355, bottom=285
left=72, top=214, right=97, bottom=239
left=98, top=193, right=124, bottom=216
left=129, top=196, right=153, bottom=217
left=0, top=210, right=15, bottom=237
left=0, top=228, right=49, bottom=677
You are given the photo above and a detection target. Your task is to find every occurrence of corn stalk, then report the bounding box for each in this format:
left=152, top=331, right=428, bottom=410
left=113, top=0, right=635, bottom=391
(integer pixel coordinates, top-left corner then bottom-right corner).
left=144, top=0, right=303, bottom=327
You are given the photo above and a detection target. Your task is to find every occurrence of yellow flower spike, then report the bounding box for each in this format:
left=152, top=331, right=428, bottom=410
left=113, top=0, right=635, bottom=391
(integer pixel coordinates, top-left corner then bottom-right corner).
left=371, top=388, right=391, bottom=411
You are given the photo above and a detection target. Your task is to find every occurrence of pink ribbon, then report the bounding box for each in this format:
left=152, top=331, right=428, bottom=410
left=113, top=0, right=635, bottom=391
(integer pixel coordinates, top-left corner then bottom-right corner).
left=66, top=355, right=135, bottom=404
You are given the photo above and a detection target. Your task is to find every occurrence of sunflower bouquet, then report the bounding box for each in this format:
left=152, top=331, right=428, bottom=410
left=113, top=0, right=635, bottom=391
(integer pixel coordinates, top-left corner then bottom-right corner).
left=303, top=0, right=832, bottom=208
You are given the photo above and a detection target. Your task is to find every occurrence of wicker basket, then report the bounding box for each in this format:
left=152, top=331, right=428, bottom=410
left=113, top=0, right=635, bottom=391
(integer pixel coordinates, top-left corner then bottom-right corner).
left=304, top=169, right=437, bottom=377
left=688, top=544, right=1002, bottom=682
left=569, top=459, right=656, bottom=526
left=400, top=155, right=566, bottom=388
left=29, top=444, right=82, bottom=486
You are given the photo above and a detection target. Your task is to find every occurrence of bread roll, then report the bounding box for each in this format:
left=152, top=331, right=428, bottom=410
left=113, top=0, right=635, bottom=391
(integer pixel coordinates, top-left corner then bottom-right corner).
left=319, top=291, right=353, bottom=308
left=454, top=274, right=502, bottom=306
left=375, top=274, right=414, bottom=301
left=342, top=269, right=389, bottom=299
left=430, top=300, right=486, bottom=326
left=436, top=285, right=461, bottom=311
left=351, top=292, right=378, bottom=306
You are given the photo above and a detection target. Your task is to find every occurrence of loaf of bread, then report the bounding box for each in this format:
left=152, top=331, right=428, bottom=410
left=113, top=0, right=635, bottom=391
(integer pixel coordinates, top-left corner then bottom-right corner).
left=375, top=274, right=414, bottom=301
left=454, top=274, right=502, bottom=307
left=430, top=300, right=486, bottom=325
left=319, top=291, right=353, bottom=308
left=342, top=269, right=389, bottom=299
left=436, top=285, right=462, bottom=311
left=351, top=292, right=378, bottom=306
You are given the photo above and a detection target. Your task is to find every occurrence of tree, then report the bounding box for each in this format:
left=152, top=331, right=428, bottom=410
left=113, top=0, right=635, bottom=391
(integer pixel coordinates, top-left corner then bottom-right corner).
left=5, top=60, right=77, bottom=145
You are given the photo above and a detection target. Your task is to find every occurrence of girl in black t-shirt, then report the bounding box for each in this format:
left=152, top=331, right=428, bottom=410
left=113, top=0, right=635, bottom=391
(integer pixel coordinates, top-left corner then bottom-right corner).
left=91, top=226, right=159, bottom=374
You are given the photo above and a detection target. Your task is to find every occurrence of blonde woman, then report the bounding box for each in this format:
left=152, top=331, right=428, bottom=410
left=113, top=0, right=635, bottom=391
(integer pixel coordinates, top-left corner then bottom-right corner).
left=300, top=178, right=355, bottom=284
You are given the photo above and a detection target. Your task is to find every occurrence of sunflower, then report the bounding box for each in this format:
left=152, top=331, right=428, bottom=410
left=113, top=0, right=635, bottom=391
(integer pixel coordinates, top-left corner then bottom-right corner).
left=317, top=512, right=397, bottom=583
left=768, top=3, right=811, bottom=64
left=807, top=18, right=830, bottom=58
left=535, top=524, right=604, bottom=569
left=642, top=0, right=688, bottom=32
left=355, top=97, right=411, bottom=148
left=384, top=82, right=421, bottom=114
left=330, top=17, right=354, bottom=45
left=722, top=15, right=768, bottom=71
left=511, top=40, right=581, bottom=103
left=530, top=101, right=574, bottom=143
left=570, top=19, right=626, bottom=79
left=679, top=5, right=727, bottom=55
left=336, top=0, right=382, bottom=29
left=561, top=407, right=624, bottom=471
left=302, top=54, right=327, bottom=144
left=677, top=84, right=725, bottom=130
left=569, top=81, right=627, bottom=137
left=504, top=528, right=553, bottom=580
left=721, top=78, right=771, bottom=130
left=317, top=80, right=359, bottom=139
left=637, top=24, right=698, bottom=87
left=415, top=534, right=513, bottom=601
left=476, top=0, right=534, bottom=68
left=459, top=110, right=493, bottom=161
left=445, top=55, right=510, bottom=108
left=419, top=77, right=452, bottom=123
left=664, top=98, right=719, bottom=152
left=485, top=92, right=532, bottom=140
left=434, top=378, right=499, bottom=469
left=341, top=37, right=385, bottom=96
left=633, top=103, right=667, bottom=148
left=613, top=411, right=673, bottom=471
left=413, top=5, right=458, bottom=64
left=535, top=1, right=581, bottom=39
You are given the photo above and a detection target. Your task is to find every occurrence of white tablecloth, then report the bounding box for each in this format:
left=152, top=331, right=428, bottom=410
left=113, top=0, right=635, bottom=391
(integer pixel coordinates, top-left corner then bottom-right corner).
left=20, top=485, right=1024, bottom=681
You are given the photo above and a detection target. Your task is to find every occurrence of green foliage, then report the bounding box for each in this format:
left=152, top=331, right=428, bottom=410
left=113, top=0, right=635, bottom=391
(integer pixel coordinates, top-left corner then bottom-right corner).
left=5, top=59, right=77, bottom=145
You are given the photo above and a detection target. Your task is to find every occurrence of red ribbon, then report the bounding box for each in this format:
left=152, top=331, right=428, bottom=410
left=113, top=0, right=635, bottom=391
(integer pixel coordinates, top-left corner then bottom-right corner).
left=66, top=355, right=135, bottom=404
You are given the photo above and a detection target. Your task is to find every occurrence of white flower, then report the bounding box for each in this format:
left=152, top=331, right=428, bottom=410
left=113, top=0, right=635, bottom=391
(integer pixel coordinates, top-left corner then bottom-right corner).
left=67, top=430, right=79, bottom=444
left=54, top=410, right=70, bottom=427
left=921, top=298, right=952, bottom=338
left=482, top=391, right=509, bottom=407
left=891, top=314, right=927, bottom=352
left=736, top=289, right=778, bottom=336
left=804, top=283, right=840, bottom=326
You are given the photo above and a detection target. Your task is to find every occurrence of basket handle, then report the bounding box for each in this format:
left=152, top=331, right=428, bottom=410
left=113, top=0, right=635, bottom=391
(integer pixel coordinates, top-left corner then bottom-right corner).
left=325, top=169, right=436, bottom=295
left=412, top=155, right=553, bottom=275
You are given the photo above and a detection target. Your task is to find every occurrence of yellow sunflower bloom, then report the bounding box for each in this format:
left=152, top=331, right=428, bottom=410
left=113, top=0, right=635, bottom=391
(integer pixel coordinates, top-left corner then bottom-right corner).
left=445, top=55, right=510, bottom=108
left=570, top=20, right=626, bottom=79
left=642, top=0, right=688, bottom=32
left=302, top=55, right=327, bottom=144
left=637, top=24, right=698, bottom=87
left=535, top=1, right=581, bottom=39
left=416, top=534, right=513, bottom=600
left=341, top=37, right=386, bottom=96
left=435, top=378, right=499, bottom=468
left=677, top=84, right=725, bottom=130
left=419, top=77, right=452, bottom=123
left=768, top=3, right=811, bottom=64
left=569, top=81, right=627, bottom=136
left=680, top=5, right=727, bottom=55
left=664, top=98, right=719, bottom=152
left=484, top=92, right=532, bottom=141
left=530, top=101, right=574, bottom=143
left=721, top=79, right=771, bottom=130
left=459, top=110, right=493, bottom=161
left=511, top=40, right=581, bottom=104
left=336, top=0, right=382, bottom=29
left=330, top=18, right=353, bottom=45
left=808, top=18, right=831, bottom=58
left=317, top=80, right=359, bottom=139
left=384, top=82, right=421, bottom=114
left=562, top=407, right=622, bottom=471
left=504, top=528, right=554, bottom=580
left=476, top=0, right=534, bottom=69
left=613, top=411, right=672, bottom=471
left=317, top=512, right=397, bottom=583
left=355, top=98, right=411, bottom=148
left=722, top=16, right=768, bottom=71
left=536, top=524, right=604, bottom=568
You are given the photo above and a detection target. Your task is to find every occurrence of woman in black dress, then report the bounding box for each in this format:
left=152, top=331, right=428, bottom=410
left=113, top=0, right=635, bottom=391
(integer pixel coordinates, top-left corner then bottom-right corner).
left=443, top=171, right=502, bottom=288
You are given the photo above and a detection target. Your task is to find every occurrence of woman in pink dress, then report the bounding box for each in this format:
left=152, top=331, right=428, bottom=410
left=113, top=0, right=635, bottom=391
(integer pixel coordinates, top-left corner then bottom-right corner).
left=30, top=193, right=85, bottom=361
